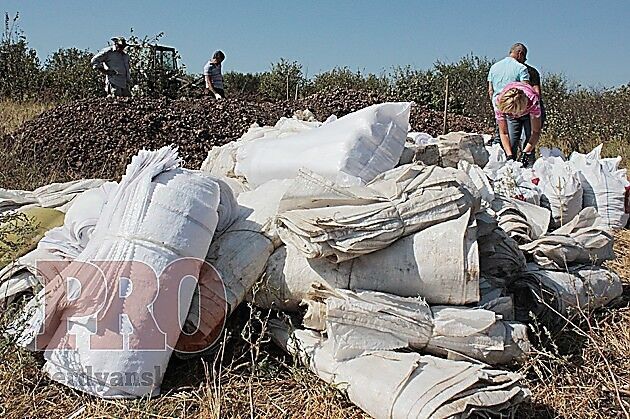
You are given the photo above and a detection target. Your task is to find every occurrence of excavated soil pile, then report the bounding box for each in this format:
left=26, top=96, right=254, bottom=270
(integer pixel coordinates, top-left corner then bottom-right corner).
left=3, top=89, right=488, bottom=182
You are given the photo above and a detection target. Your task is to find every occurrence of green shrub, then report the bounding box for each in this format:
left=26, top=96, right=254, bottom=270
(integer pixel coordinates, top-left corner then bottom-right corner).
left=0, top=13, right=42, bottom=101
left=389, top=65, right=436, bottom=107
left=224, top=71, right=262, bottom=95
left=42, top=47, right=103, bottom=99
left=312, top=67, right=389, bottom=94
left=259, top=58, right=306, bottom=100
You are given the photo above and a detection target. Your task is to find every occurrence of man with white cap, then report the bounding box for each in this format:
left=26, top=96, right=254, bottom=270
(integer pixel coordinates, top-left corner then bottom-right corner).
left=91, top=36, right=132, bottom=97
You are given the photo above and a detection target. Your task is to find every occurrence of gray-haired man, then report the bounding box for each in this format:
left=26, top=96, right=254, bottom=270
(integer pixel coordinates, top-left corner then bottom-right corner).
left=91, top=37, right=132, bottom=97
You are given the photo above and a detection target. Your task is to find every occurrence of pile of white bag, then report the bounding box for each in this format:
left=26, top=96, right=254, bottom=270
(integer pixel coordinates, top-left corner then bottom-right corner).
left=1, top=102, right=626, bottom=417
left=569, top=144, right=630, bottom=229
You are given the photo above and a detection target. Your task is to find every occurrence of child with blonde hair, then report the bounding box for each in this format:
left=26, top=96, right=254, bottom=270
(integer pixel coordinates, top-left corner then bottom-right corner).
left=494, top=81, right=542, bottom=167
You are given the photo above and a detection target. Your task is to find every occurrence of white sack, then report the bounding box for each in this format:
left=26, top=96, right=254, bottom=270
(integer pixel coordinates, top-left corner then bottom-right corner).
left=18, top=147, right=221, bottom=398
left=270, top=323, right=530, bottom=419
left=533, top=155, right=583, bottom=226
left=0, top=179, right=108, bottom=214
left=205, top=179, right=291, bottom=312
left=492, top=160, right=541, bottom=204
left=512, top=265, right=623, bottom=327
left=569, top=144, right=629, bottom=229
left=437, top=132, right=490, bottom=168
left=302, top=286, right=530, bottom=365
left=255, top=210, right=479, bottom=309
left=200, top=116, right=321, bottom=180
left=520, top=207, right=615, bottom=269
left=235, top=102, right=411, bottom=187
left=458, top=160, right=495, bottom=209
left=276, top=164, right=478, bottom=263
left=484, top=143, right=507, bottom=180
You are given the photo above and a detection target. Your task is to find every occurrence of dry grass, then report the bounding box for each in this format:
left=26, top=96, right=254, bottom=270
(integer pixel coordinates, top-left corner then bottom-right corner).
left=0, top=100, right=55, bottom=137
left=0, top=101, right=629, bottom=418
left=0, top=303, right=365, bottom=419
left=517, top=229, right=630, bottom=418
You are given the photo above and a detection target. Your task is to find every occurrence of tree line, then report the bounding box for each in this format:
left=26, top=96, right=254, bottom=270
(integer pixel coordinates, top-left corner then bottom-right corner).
left=1, top=12, right=628, bottom=149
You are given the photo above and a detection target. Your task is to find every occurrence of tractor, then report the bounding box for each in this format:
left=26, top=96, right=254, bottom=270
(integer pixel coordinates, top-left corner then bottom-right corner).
left=128, top=43, right=204, bottom=98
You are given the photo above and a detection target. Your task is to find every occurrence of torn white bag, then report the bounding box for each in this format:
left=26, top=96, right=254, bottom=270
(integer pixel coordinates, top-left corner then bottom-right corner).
left=254, top=209, right=479, bottom=309
left=235, top=103, right=411, bottom=187
left=270, top=323, right=530, bottom=419
left=301, top=286, right=530, bottom=365
left=276, top=164, right=479, bottom=263
left=520, top=207, right=615, bottom=269
left=512, top=264, right=623, bottom=327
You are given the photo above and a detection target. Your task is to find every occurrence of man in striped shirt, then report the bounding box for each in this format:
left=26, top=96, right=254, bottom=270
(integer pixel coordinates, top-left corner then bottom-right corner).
left=203, top=50, right=225, bottom=99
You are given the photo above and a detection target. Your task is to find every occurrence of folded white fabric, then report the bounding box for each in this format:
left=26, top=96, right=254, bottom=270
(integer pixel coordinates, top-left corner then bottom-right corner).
left=0, top=179, right=108, bottom=214
left=520, top=207, right=615, bottom=269
left=270, top=323, right=530, bottom=419
left=235, top=103, right=411, bottom=187
left=512, top=264, right=623, bottom=327
left=254, top=209, right=479, bottom=309
left=301, top=286, right=530, bottom=365
left=17, top=146, right=221, bottom=398
left=276, top=164, right=479, bottom=263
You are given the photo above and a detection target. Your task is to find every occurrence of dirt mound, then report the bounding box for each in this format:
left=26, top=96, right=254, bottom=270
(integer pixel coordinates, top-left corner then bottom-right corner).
left=299, top=88, right=487, bottom=136
left=2, top=90, right=488, bottom=183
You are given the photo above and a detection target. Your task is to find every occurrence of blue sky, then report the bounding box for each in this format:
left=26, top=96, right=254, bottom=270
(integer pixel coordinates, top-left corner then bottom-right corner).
left=3, top=0, right=629, bottom=87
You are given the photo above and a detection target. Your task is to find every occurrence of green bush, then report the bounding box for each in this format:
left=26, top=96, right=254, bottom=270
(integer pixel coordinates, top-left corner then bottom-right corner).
left=259, top=58, right=306, bottom=100
left=223, top=71, right=261, bottom=95
left=543, top=80, right=630, bottom=151
left=0, top=13, right=42, bottom=101
left=432, top=55, right=493, bottom=122
left=389, top=65, right=436, bottom=107
left=311, top=67, right=389, bottom=94
left=42, top=47, right=103, bottom=99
